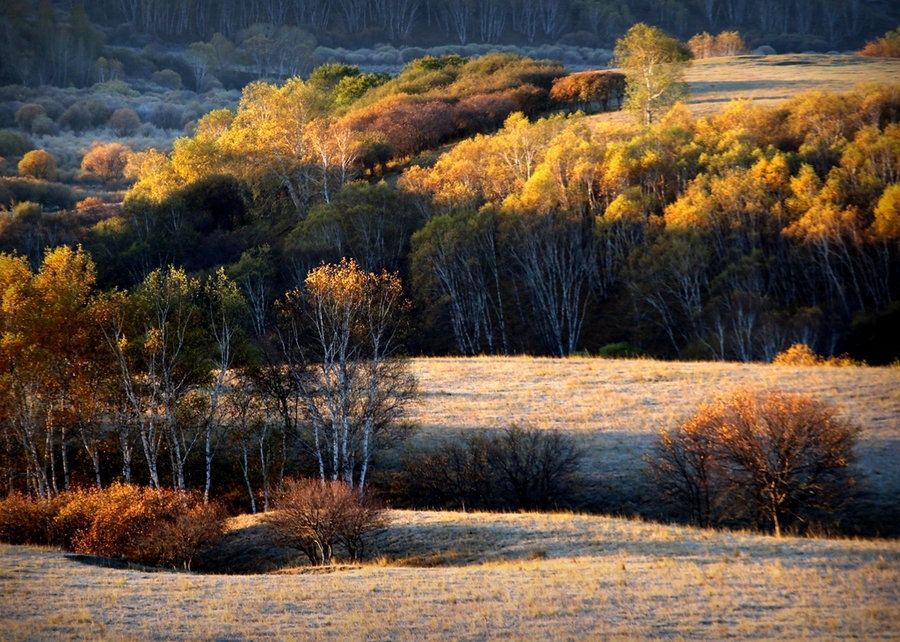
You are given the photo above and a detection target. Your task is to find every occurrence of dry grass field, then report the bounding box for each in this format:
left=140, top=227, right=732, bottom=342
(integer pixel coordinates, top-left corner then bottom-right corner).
left=685, top=54, right=900, bottom=115
left=2, top=509, right=899, bottom=640
left=406, top=357, right=900, bottom=530
left=587, top=53, right=900, bottom=125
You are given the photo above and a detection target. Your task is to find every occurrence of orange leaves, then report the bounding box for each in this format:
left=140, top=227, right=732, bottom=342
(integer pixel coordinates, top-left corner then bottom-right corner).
left=652, top=387, right=860, bottom=535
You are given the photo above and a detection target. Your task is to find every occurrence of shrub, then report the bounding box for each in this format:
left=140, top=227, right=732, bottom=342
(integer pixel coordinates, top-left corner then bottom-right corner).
left=51, top=485, right=129, bottom=549
left=452, top=93, right=519, bottom=136
left=81, top=141, right=130, bottom=184
left=0, top=129, right=29, bottom=157
left=597, top=342, right=643, bottom=358
left=30, top=115, right=58, bottom=136
left=18, top=149, right=58, bottom=181
left=59, top=104, right=94, bottom=132
left=0, top=492, right=62, bottom=545
left=649, top=388, right=860, bottom=536
left=151, top=69, right=183, bottom=89
left=108, top=108, right=141, bottom=136
left=85, top=98, right=112, bottom=126
left=14, top=103, right=46, bottom=132
left=0, top=177, right=76, bottom=210
left=859, top=25, right=900, bottom=58
left=772, top=343, right=864, bottom=367
left=149, top=103, right=184, bottom=130
left=72, top=485, right=226, bottom=570
left=265, top=478, right=389, bottom=565
left=404, top=424, right=582, bottom=512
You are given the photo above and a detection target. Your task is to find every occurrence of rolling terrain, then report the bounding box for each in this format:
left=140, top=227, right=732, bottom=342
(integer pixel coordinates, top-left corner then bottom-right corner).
left=1, top=509, right=898, bottom=640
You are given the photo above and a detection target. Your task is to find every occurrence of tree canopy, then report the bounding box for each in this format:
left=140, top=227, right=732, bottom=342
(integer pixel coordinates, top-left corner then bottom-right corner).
left=613, top=22, right=692, bottom=125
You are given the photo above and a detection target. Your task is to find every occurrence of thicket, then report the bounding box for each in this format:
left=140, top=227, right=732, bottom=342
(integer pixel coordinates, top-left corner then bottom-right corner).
left=0, top=484, right=225, bottom=569
left=859, top=24, right=900, bottom=58
left=403, top=424, right=583, bottom=512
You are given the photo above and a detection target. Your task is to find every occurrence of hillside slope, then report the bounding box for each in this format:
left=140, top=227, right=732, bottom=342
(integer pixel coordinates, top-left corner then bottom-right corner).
left=2, top=510, right=898, bottom=640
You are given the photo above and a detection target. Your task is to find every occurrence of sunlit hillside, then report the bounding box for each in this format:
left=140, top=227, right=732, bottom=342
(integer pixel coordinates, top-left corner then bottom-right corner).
left=2, top=509, right=899, bottom=640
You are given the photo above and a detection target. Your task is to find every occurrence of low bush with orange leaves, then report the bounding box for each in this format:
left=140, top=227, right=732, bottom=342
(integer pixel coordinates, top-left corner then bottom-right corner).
left=772, top=343, right=864, bottom=367
left=859, top=25, right=900, bottom=58
left=0, top=483, right=225, bottom=569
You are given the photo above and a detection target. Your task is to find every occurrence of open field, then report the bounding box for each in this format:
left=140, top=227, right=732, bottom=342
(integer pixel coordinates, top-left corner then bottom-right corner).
left=406, top=357, right=900, bottom=530
left=587, top=53, right=900, bottom=125
left=2, top=510, right=899, bottom=640
left=685, top=54, right=900, bottom=115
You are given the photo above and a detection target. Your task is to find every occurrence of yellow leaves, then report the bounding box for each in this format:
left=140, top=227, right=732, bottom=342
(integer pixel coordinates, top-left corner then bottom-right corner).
left=125, top=148, right=181, bottom=203
left=873, top=183, right=900, bottom=241
left=305, top=257, right=367, bottom=307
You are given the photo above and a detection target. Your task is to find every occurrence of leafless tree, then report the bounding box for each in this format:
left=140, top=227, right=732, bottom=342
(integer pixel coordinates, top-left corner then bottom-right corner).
left=478, top=0, right=508, bottom=43
left=505, top=208, right=595, bottom=356
left=442, top=0, right=475, bottom=43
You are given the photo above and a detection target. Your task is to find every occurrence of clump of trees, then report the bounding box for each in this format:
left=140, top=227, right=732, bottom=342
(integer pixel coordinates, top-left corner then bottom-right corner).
left=649, top=388, right=860, bottom=536
left=0, top=245, right=418, bottom=517
left=687, top=31, right=748, bottom=59
left=403, top=424, right=582, bottom=511
left=550, top=70, right=626, bottom=113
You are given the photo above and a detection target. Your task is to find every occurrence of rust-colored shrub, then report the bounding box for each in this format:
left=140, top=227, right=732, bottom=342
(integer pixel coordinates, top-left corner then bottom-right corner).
left=266, top=478, right=388, bottom=565
left=859, top=38, right=900, bottom=58
left=0, top=492, right=62, bottom=545
left=71, top=485, right=225, bottom=569
left=772, top=343, right=864, bottom=367
left=452, top=93, right=519, bottom=136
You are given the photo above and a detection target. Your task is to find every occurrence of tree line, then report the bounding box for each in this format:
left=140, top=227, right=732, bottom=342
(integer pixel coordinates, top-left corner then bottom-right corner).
left=0, top=246, right=416, bottom=508
left=2, top=0, right=895, bottom=89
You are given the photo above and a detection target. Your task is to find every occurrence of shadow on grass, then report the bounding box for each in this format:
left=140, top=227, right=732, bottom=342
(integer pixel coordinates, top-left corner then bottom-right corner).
left=195, top=519, right=307, bottom=574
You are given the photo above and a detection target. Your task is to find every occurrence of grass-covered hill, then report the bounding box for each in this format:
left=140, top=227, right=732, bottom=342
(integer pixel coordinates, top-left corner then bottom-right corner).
left=2, top=510, right=899, bottom=640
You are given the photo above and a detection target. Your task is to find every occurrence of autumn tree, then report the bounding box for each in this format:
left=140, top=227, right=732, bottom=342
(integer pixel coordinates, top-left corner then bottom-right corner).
left=0, top=247, right=109, bottom=497
left=614, top=23, right=691, bottom=125
left=650, top=388, right=860, bottom=536
left=18, top=150, right=57, bottom=181
left=81, top=142, right=130, bottom=185
left=221, top=77, right=329, bottom=213
left=277, top=258, right=416, bottom=494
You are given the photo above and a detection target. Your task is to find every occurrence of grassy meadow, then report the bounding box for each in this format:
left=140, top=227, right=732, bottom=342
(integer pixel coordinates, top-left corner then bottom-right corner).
left=2, top=509, right=899, bottom=640
left=586, top=53, right=900, bottom=125
left=406, top=357, right=900, bottom=531
left=0, top=359, right=898, bottom=640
